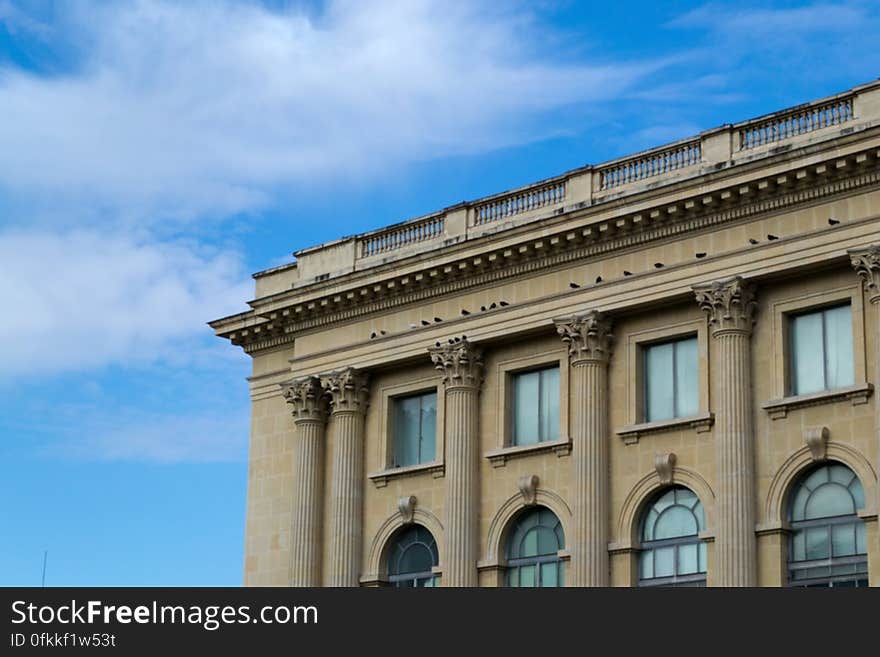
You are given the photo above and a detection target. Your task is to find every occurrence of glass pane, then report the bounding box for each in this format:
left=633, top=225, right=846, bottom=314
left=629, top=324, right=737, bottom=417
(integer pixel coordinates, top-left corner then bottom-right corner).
left=519, top=565, right=536, bottom=587
left=419, top=393, right=437, bottom=463
left=536, top=527, right=559, bottom=556
left=823, top=305, right=853, bottom=389
left=832, top=523, right=856, bottom=557
left=791, top=530, right=806, bottom=562
left=678, top=543, right=699, bottom=575
left=640, top=549, right=654, bottom=579
left=393, top=396, right=422, bottom=467
left=540, top=367, right=560, bottom=442
left=507, top=568, right=519, bottom=587
left=674, top=337, right=698, bottom=417
left=805, top=483, right=855, bottom=519
left=654, top=505, right=698, bottom=539
left=521, top=528, right=539, bottom=558
left=646, top=343, right=674, bottom=421
left=541, top=562, right=559, bottom=587
left=805, top=526, right=829, bottom=560
left=513, top=371, right=540, bottom=445
left=698, top=542, right=707, bottom=573
left=856, top=522, right=866, bottom=554
left=791, top=312, right=825, bottom=394
left=851, top=477, right=865, bottom=509
left=655, top=547, right=675, bottom=578
left=642, top=509, right=658, bottom=542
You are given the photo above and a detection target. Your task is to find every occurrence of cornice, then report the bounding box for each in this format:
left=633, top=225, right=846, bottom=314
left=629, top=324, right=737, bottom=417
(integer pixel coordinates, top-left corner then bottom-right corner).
left=223, top=146, right=880, bottom=353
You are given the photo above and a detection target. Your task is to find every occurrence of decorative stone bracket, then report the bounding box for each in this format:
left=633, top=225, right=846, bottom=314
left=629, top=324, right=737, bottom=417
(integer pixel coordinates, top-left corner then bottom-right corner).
left=805, top=426, right=830, bottom=461
left=654, top=453, right=677, bottom=485
left=398, top=495, right=417, bottom=525
left=517, top=475, right=540, bottom=506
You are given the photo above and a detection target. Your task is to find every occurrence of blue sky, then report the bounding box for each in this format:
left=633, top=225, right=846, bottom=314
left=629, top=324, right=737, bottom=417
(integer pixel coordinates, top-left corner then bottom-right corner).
left=0, top=0, right=878, bottom=586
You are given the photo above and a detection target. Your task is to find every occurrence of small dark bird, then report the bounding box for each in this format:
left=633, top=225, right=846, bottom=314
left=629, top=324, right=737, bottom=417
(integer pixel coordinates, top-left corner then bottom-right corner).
left=435, top=341, right=441, bottom=347
left=595, top=276, right=603, bottom=283
left=829, top=218, right=840, bottom=226
left=454, top=337, right=461, bottom=342
left=748, top=238, right=759, bottom=245
left=489, top=302, right=496, bottom=310
left=421, top=319, right=430, bottom=326
left=695, top=252, right=707, bottom=259
left=569, top=282, right=581, bottom=289
left=767, top=234, right=779, bottom=241
left=461, top=335, right=467, bottom=340
left=480, top=305, right=487, bottom=311
left=448, top=338, right=455, bottom=344
left=434, top=317, right=442, bottom=323
left=380, top=330, right=387, bottom=335
left=654, top=263, right=664, bottom=269
left=461, top=309, right=471, bottom=316
left=499, top=301, right=509, bottom=307
left=623, top=270, right=633, bottom=276
left=370, top=332, right=377, bottom=339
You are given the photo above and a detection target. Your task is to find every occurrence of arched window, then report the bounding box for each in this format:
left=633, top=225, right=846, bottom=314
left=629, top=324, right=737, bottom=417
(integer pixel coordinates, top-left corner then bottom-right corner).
left=638, top=486, right=706, bottom=587
left=504, top=506, right=565, bottom=587
left=386, top=525, right=438, bottom=587
left=787, top=463, right=867, bottom=587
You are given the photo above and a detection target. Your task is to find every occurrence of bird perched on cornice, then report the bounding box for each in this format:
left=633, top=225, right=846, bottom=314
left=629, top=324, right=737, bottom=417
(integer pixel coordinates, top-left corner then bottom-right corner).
left=829, top=217, right=840, bottom=225
left=569, top=282, right=580, bottom=289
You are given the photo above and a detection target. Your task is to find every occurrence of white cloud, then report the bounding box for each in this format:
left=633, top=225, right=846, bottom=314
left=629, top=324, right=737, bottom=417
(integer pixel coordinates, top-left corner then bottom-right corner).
left=0, top=228, right=252, bottom=376
left=0, top=0, right=654, bottom=223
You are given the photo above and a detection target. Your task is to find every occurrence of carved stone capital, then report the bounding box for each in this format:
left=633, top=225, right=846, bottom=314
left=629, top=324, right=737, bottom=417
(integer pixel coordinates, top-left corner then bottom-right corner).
left=554, top=310, right=613, bottom=365
left=322, top=367, right=370, bottom=415
left=849, top=244, right=880, bottom=304
left=428, top=338, right=484, bottom=390
left=282, top=376, right=328, bottom=423
left=654, top=452, right=677, bottom=485
left=398, top=495, right=417, bottom=525
left=517, top=475, right=539, bottom=506
left=693, top=276, right=757, bottom=336
left=805, top=426, right=830, bottom=461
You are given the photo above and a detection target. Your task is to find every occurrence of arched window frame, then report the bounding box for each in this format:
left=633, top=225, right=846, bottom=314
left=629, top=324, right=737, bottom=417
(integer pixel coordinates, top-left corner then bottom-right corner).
left=786, top=462, right=868, bottom=588
left=637, top=486, right=707, bottom=587
left=385, top=525, right=439, bottom=588
left=504, top=506, right=565, bottom=587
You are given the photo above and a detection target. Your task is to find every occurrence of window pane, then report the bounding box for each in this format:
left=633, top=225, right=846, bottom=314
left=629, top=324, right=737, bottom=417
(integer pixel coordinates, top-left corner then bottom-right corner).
left=805, top=483, right=855, bottom=519
left=805, top=526, right=829, bottom=560
left=393, top=395, right=421, bottom=466
left=419, top=393, right=437, bottom=463
left=678, top=543, right=699, bottom=575
left=521, top=527, right=539, bottom=558
left=856, top=522, right=866, bottom=554
left=646, top=343, right=674, bottom=421
left=674, top=337, right=698, bottom=417
left=791, top=312, right=825, bottom=394
left=513, top=371, right=540, bottom=445
left=519, top=565, right=536, bottom=587
left=823, top=305, right=853, bottom=389
left=541, top=562, right=559, bottom=587
left=791, top=530, right=806, bottom=562
left=540, top=367, right=560, bottom=442
left=640, top=549, right=654, bottom=579
left=831, top=524, right=856, bottom=557
left=698, top=542, right=707, bottom=573
left=655, top=547, right=675, bottom=578
left=507, top=568, right=519, bottom=587
left=654, top=505, right=699, bottom=539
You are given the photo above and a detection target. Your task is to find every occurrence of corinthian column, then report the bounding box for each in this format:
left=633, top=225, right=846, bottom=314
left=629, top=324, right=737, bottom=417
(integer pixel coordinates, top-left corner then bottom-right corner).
left=850, top=245, right=880, bottom=560
left=429, top=338, right=484, bottom=587
left=694, top=276, right=757, bottom=587
left=554, top=311, right=613, bottom=587
left=322, top=367, right=370, bottom=587
left=282, top=376, right=328, bottom=587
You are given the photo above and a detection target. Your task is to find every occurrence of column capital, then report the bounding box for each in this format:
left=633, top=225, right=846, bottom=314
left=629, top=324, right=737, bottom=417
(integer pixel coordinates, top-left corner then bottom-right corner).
left=554, top=310, right=613, bottom=365
left=694, top=276, right=757, bottom=336
left=849, top=244, right=880, bottom=304
left=282, top=376, right=328, bottom=423
left=428, top=338, right=484, bottom=391
left=322, top=367, right=370, bottom=415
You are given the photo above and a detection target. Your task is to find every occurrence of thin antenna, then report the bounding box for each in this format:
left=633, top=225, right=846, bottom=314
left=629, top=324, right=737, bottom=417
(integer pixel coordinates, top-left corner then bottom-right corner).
left=41, top=550, right=48, bottom=587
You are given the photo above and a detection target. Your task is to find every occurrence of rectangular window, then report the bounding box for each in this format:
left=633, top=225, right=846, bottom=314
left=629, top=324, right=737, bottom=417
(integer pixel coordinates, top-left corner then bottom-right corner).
left=644, top=336, right=698, bottom=422
left=511, top=366, right=560, bottom=445
left=392, top=391, right=437, bottom=467
left=790, top=304, right=854, bottom=395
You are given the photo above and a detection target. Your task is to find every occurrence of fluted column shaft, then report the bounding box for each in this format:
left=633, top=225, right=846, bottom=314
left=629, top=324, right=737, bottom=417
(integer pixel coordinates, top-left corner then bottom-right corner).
left=695, top=276, right=757, bottom=587
left=429, top=339, right=484, bottom=587
left=555, top=311, right=613, bottom=587
left=850, top=245, right=880, bottom=559
left=323, top=368, right=370, bottom=587
left=282, top=376, right=328, bottom=587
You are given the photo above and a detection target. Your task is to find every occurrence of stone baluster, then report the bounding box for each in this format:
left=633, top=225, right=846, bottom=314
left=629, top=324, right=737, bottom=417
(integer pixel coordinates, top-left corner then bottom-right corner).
left=694, top=276, right=758, bottom=587
left=429, top=338, right=484, bottom=587
left=554, top=311, right=613, bottom=587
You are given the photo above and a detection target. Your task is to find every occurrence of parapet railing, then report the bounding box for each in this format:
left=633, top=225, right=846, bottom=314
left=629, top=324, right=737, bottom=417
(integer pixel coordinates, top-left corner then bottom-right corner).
left=473, top=180, right=566, bottom=225
left=597, top=140, right=702, bottom=191
left=737, top=95, right=854, bottom=150
left=359, top=214, right=445, bottom=258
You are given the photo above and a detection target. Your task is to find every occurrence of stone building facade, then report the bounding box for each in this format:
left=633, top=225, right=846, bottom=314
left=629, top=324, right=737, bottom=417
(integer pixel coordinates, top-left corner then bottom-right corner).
left=211, top=80, right=880, bottom=587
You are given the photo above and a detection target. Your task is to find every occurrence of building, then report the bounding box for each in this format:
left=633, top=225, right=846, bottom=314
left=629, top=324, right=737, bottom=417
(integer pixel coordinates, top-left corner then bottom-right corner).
left=211, top=80, right=880, bottom=587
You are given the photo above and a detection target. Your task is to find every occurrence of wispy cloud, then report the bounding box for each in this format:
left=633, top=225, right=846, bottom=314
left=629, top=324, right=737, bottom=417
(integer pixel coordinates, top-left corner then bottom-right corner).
left=0, top=0, right=655, bottom=224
